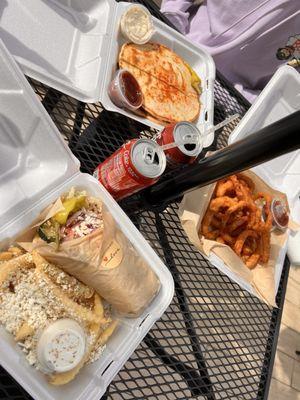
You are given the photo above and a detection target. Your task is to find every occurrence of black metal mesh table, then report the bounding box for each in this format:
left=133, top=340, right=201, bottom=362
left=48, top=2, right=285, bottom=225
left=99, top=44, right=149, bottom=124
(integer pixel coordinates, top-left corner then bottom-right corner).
left=0, top=1, right=290, bottom=399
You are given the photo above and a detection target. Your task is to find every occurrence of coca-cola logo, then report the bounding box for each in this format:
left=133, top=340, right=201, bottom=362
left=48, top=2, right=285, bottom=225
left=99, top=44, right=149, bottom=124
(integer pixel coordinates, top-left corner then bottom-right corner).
left=127, top=166, right=138, bottom=179
left=124, top=150, right=130, bottom=166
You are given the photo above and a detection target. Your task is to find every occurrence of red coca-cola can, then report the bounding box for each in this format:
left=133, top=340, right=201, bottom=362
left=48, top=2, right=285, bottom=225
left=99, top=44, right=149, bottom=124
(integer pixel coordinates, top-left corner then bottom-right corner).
left=93, top=138, right=166, bottom=200
left=156, top=122, right=202, bottom=166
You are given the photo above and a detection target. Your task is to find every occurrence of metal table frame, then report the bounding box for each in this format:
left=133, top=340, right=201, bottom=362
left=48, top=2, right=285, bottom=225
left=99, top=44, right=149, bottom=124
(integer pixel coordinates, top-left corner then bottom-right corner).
left=0, top=1, right=290, bottom=399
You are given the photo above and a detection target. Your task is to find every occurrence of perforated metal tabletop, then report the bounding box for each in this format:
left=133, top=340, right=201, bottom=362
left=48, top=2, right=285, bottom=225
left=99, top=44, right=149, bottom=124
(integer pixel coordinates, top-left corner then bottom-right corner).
left=0, top=1, right=290, bottom=399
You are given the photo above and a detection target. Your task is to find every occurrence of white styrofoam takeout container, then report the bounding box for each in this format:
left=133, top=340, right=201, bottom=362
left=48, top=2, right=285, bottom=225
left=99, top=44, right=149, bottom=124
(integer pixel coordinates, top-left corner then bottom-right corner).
left=0, top=39, right=174, bottom=400
left=0, top=0, right=215, bottom=146
left=208, top=65, right=300, bottom=296
left=102, top=1, right=215, bottom=147
left=229, top=65, right=300, bottom=268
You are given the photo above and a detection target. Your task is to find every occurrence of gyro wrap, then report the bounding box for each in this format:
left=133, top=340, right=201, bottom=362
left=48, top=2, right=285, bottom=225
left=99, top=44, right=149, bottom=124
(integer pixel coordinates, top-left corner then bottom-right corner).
left=17, top=191, right=160, bottom=317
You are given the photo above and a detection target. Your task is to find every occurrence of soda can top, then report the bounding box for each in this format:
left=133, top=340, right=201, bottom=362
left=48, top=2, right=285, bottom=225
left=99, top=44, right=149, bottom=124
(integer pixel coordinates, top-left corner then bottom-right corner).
left=174, top=122, right=203, bottom=157
left=131, top=139, right=166, bottom=178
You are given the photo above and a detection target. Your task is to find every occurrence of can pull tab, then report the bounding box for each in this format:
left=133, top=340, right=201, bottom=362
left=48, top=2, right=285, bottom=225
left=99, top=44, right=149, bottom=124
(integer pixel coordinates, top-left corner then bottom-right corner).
left=161, top=134, right=199, bottom=151
left=143, top=147, right=159, bottom=165
left=182, top=133, right=199, bottom=144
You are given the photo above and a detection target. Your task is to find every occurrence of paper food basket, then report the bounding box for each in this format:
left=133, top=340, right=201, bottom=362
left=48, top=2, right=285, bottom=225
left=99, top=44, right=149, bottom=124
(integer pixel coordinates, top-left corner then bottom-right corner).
left=0, top=39, right=174, bottom=400
left=0, top=0, right=215, bottom=146
left=226, top=65, right=300, bottom=293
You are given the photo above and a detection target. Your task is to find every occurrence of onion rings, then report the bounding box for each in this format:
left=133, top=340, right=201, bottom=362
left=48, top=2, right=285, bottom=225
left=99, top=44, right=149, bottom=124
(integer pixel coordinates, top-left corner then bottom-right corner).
left=201, top=209, right=220, bottom=240
left=254, top=192, right=272, bottom=230
left=209, top=196, right=238, bottom=213
left=244, top=253, right=260, bottom=269
left=200, top=174, right=273, bottom=269
left=233, top=230, right=258, bottom=256
left=216, top=179, right=235, bottom=197
left=227, top=216, right=248, bottom=234
left=236, top=173, right=255, bottom=193
left=260, top=229, right=271, bottom=263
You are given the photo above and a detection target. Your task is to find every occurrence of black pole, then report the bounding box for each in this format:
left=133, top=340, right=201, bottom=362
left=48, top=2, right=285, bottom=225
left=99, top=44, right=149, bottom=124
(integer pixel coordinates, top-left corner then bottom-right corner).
left=144, top=110, right=300, bottom=206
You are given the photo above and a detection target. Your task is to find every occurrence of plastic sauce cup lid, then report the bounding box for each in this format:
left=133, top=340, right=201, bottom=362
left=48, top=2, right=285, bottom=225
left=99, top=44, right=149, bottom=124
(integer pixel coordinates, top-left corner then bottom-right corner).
left=37, top=319, right=86, bottom=373
left=120, top=5, right=154, bottom=45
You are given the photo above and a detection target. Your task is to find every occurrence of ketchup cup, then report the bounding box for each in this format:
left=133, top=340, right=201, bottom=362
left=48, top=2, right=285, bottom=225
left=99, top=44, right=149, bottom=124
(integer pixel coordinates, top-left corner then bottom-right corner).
left=271, top=198, right=289, bottom=231
left=108, top=69, right=143, bottom=111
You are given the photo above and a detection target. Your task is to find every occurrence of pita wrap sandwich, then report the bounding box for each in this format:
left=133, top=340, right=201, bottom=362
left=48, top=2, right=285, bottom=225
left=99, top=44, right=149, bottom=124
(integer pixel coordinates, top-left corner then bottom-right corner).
left=17, top=188, right=160, bottom=317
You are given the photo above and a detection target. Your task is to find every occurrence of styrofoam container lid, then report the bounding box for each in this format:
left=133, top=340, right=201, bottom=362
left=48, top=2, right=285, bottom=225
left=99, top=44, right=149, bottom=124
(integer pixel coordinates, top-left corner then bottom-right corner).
left=229, top=66, right=300, bottom=206
left=0, top=0, right=116, bottom=102
left=0, top=39, right=79, bottom=234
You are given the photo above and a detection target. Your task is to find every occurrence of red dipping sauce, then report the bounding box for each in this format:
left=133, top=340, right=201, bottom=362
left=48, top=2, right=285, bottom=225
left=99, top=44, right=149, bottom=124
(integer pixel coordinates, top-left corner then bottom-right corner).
left=121, top=71, right=142, bottom=106
left=271, top=198, right=289, bottom=230
left=108, top=69, right=143, bottom=111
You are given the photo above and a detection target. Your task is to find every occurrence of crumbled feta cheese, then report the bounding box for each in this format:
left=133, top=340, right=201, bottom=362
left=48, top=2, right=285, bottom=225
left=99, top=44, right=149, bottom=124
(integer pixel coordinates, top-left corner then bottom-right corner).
left=0, top=263, right=99, bottom=371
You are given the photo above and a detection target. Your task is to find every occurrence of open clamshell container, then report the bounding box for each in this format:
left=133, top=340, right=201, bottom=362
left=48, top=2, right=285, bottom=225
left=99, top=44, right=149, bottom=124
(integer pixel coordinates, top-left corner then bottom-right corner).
left=0, top=0, right=215, bottom=146
left=224, top=65, right=300, bottom=290
left=0, top=39, right=174, bottom=400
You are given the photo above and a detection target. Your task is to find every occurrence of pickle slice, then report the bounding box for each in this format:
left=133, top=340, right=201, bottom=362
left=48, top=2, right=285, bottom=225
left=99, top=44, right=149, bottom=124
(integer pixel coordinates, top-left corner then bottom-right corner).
left=38, top=220, right=60, bottom=247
